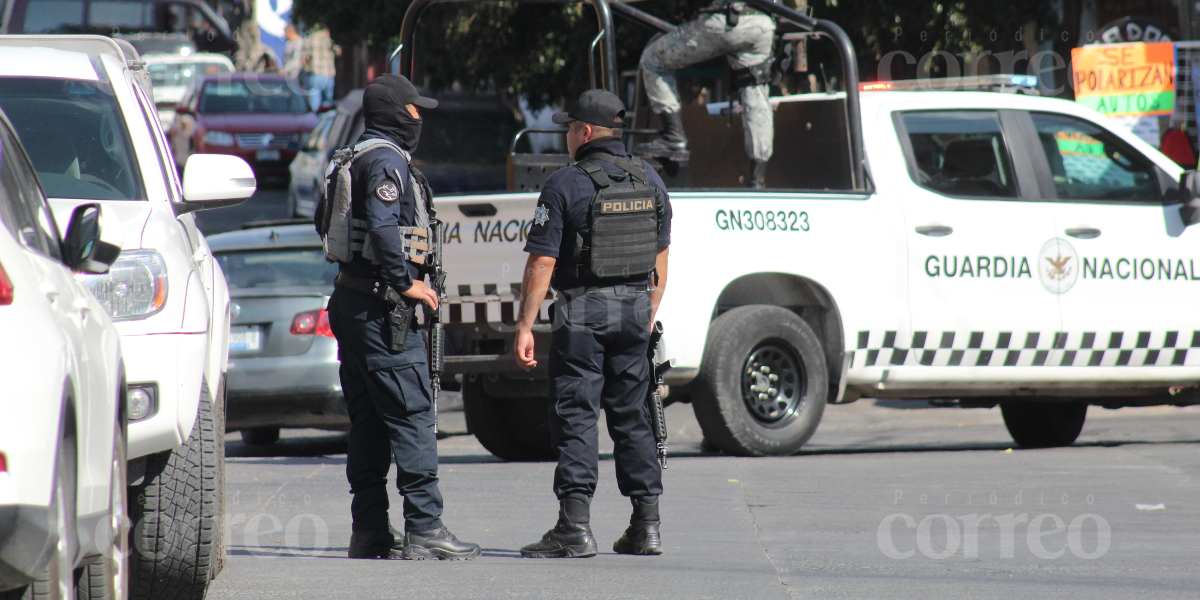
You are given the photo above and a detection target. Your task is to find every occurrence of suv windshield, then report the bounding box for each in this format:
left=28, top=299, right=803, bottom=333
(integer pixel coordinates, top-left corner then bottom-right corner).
left=0, top=77, right=145, bottom=200
left=199, top=80, right=309, bottom=114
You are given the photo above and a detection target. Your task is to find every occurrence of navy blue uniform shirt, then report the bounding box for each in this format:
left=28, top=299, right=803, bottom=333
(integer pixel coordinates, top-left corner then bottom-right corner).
left=337, top=129, right=423, bottom=292
left=523, top=137, right=672, bottom=289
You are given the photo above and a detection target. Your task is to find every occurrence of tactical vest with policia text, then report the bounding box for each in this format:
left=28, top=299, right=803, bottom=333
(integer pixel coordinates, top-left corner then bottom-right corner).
left=317, top=138, right=435, bottom=271
left=566, top=153, right=664, bottom=281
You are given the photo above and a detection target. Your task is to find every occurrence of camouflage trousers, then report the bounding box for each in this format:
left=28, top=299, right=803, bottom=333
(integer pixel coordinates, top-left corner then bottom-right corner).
left=640, top=13, right=775, bottom=162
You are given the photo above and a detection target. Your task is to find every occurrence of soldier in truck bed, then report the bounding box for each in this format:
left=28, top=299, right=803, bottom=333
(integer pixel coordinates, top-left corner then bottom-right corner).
left=514, top=89, right=673, bottom=558
left=637, top=0, right=776, bottom=188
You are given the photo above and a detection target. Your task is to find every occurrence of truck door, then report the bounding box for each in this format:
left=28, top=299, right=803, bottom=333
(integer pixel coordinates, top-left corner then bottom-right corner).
left=892, top=109, right=1061, bottom=374
left=1020, top=111, right=1200, bottom=373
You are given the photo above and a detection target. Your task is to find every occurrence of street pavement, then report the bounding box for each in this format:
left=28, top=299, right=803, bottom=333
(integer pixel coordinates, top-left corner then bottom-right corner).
left=208, top=400, right=1200, bottom=600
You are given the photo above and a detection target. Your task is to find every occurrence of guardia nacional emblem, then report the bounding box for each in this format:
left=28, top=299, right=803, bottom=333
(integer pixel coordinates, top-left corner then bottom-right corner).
left=533, top=204, right=550, bottom=226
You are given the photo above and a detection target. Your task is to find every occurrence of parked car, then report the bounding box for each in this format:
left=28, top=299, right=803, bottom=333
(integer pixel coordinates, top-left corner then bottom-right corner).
left=0, top=107, right=128, bottom=599
left=2, top=0, right=238, bottom=54
left=287, top=89, right=522, bottom=217
left=207, top=220, right=345, bottom=444
left=144, top=52, right=234, bottom=129
left=0, top=35, right=254, bottom=600
left=170, top=73, right=318, bottom=177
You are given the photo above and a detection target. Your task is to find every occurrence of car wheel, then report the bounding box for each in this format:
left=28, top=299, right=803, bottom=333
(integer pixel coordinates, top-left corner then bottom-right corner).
left=241, top=427, right=280, bottom=445
left=128, top=378, right=222, bottom=600
left=1001, top=401, right=1087, bottom=448
left=76, top=414, right=129, bottom=600
left=462, top=378, right=555, bottom=461
left=692, top=305, right=828, bottom=456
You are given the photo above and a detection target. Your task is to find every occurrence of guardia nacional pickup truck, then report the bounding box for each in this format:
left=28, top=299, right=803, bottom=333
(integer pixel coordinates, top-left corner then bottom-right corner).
left=399, top=0, right=1200, bottom=459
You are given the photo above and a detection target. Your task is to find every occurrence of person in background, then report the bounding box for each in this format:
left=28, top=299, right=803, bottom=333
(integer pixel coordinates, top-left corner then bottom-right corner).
left=304, top=27, right=340, bottom=112
left=282, top=24, right=306, bottom=89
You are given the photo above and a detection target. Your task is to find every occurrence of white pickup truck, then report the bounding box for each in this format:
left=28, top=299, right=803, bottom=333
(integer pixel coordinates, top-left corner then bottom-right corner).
left=433, top=82, right=1200, bottom=458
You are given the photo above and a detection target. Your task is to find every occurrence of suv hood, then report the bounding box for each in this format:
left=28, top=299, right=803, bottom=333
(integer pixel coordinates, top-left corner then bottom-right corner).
left=48, top=199, right=153, bottom=250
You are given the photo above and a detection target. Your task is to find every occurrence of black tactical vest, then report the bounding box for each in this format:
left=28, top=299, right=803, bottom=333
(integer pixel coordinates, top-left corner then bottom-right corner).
left=568, top=153, right=662, bottom=281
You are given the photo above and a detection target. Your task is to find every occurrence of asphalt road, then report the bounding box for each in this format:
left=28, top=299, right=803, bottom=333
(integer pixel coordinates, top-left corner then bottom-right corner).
left=208, top=401, right=1200, bottom=600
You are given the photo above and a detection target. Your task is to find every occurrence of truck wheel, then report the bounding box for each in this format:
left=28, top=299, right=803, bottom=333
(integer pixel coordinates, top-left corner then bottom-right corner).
left=462, top=378, right=555, bottom=461
left=76, top=416, right=129, bottom=600
left=1001, top=401, right=1087, bottom=448
left=692, top=305, right=828, bottom=456
left=241, top=427, right=280, bottom=446
left=128, top=379, right=221, bottom=600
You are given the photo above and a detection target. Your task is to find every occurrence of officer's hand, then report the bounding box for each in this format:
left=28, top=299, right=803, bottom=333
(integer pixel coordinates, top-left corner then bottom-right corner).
left=515, top=328, right=537, bottom=371
left=402, top=280, right=439, bottom=310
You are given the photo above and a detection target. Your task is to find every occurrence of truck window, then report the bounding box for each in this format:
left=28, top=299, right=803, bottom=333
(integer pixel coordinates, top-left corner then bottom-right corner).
left=899, top=111, right=1019, bottom=199
left=88, top=0, right=156, bottom=34
left=21, top=0, right=85, bottom=33
left=1028, top=112, right=1158, bottom=203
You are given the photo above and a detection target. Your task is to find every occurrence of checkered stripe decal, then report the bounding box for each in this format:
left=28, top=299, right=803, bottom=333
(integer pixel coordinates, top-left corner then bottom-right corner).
left=434, top=283, right=551, bottom=324
left=848, top=330, right=1200, bottom=368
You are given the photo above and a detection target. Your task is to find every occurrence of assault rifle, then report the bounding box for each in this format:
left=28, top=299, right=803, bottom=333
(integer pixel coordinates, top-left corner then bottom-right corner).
left=648, top=321, right=674, bottom=469
left=426, top=218, right=448, bottom=434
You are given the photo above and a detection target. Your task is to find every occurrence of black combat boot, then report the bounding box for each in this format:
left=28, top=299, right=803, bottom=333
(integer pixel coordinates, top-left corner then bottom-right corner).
left=401, top=527, right=482, bottom=560
left=613, top=495, right=663, bottom=555
left=520, top=495, right=598, bottom=558
left=749, top=159, right=768, bottom=189
left=633, top=112, right=688, bottom=155
left=348, top=529, right=395, bottom=559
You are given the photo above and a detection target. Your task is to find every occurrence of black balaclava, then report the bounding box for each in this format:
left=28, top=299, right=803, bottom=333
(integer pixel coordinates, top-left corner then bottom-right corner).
left=363, top=78, right=424, bottom=152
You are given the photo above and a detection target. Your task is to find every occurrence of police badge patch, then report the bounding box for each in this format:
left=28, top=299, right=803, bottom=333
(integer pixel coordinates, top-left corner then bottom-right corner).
left=375, top=180, right=400, bottom=203
left=533, top=204, right=550, bottom=226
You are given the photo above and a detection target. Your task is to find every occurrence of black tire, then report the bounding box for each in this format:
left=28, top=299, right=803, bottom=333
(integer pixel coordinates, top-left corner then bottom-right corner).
left=241, top=427, right=280, bottom=446
left=76, top=409, right=129, bottom=600
left=462, top=378, right=554, bottom=461
left=692, top=305, right=828, bottom=456
left=1001, top=401, right=1087, bottom=448
left=128, top=379, right=221, bottom=600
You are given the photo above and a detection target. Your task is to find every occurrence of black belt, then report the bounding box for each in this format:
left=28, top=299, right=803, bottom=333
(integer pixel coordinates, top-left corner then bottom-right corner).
left=335, top=271, right=408, bottom=306
left=558, top=284, right=650, bottom=299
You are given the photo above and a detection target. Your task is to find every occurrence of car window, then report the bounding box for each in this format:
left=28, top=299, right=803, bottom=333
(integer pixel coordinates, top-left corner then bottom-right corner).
left=0, top=124, right=62, bottom=260
left=199, top=79, right=309, bottom=114
left=88, top=0, right=155, bottom=35
left=0, top=77, right=146, bottom=200
left=301, top=110, right=336, bottom=152
left=899, top=111, right=1019, bottom=199
left=1029, top=112, right=1159, bottom=203
left=216, top=249, right=338, bottom=289
left=21, top=0, right=85, bottom=33
left=148, top=61, right=232, bottom=90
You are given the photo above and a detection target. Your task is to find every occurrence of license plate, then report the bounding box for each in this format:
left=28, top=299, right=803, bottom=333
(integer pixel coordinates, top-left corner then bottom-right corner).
left=255, top=149, right=281, bottom=161
left=229, top=326, right=262, bottom=352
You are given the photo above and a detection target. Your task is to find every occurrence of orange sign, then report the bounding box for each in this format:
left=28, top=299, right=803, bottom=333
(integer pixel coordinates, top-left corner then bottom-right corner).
left=1071, top=42, right=1176, bottom=116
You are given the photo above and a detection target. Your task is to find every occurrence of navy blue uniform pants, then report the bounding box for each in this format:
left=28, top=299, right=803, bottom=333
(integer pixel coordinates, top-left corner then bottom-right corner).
left=549, top=287, right=663, bottom=500
left=328, top=287, right=443, bottom=532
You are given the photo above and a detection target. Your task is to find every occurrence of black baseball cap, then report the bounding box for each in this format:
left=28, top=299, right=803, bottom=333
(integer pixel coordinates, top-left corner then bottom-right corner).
left=552, top=89, right=625, bottom=128
left=365, top=73, right=438, bottom=109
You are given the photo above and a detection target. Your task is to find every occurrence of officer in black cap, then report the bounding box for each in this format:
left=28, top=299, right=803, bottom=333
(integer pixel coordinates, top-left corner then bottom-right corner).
left=322, top=73, right=480, bottom=560
left=514, top=89, right=673, bottom=558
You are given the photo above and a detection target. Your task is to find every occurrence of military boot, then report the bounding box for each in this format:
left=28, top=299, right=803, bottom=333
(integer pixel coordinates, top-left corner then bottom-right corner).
left=749, top=159, right=769, bottom=189
left=347, top=529, right=395, bottom=559
left=401, top=527, right=482, bottom=560
left=520, top=495, right=598, bottom=558
left=633, top=112, right=688, bottom=155
left=613, top=495, right=663, bottom=555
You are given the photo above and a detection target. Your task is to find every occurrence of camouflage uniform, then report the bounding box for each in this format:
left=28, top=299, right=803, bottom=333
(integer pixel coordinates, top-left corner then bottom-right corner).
left=640, top=5, right=775, bottom=162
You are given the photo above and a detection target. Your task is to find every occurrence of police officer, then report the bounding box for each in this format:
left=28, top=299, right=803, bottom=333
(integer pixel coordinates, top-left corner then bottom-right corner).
left=637, top=0, right=775, bottom=188
left=323, top=74, right=480, bottom=560
left=514, top=89, right=672, bottom=558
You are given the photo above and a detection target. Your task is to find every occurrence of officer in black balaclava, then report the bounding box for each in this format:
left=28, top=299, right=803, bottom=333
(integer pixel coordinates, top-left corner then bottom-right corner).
left=322, top=74, right=481, bottom=560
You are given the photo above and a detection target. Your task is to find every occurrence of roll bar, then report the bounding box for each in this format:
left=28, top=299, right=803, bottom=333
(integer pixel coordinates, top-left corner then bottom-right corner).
left=400, top=0, right=618, bottom=93
left=399, top=0, right=865, bottom=190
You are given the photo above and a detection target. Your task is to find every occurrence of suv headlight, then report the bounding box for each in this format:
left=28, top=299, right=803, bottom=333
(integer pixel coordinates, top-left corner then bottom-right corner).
left=203, top=130, right=235, bottom=146
left=79, top=250, right=168, bottom=320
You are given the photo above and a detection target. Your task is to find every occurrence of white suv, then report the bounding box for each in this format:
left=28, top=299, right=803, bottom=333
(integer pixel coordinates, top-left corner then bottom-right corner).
left=0, top=36, right=255, bottom=599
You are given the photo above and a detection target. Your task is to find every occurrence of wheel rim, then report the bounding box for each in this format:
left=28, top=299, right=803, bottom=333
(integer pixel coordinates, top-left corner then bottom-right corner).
left=741, top=342, right=805, bottom=427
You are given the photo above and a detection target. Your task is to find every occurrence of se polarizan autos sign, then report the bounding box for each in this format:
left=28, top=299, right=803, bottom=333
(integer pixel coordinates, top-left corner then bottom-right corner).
left=1071, top=42, right=1176, bottom=117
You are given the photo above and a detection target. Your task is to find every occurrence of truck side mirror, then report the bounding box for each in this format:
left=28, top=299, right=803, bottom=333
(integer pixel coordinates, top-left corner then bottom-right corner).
left=1179, top=171, right=1200, bottom=227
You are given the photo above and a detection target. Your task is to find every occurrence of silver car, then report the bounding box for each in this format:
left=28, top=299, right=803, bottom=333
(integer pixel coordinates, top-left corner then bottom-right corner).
left=208, top=221, right=346, bottom=444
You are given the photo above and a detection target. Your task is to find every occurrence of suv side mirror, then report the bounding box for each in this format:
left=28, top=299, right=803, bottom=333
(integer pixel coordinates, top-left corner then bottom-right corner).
left=64, top=204, right=123, bottom=274
left=177, top=154, right=256, bottom=215
left=1178, top=171, right=1200, bottom=227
